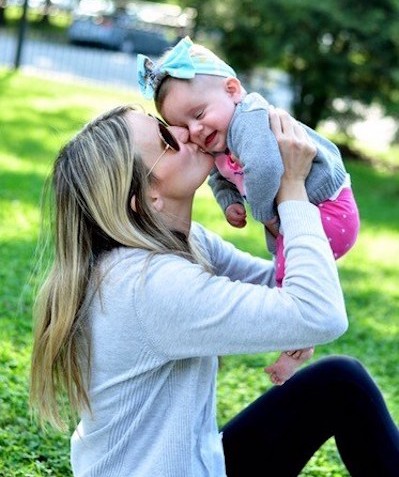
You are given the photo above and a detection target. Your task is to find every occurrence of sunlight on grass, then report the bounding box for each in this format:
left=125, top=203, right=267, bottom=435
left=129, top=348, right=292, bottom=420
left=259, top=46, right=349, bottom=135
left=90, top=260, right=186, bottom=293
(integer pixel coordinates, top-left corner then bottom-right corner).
left=0, top=154, right=51, bottom=176
left=0, top=202, right=39, bottom=237
left=364, top=317, right=399, bottom=338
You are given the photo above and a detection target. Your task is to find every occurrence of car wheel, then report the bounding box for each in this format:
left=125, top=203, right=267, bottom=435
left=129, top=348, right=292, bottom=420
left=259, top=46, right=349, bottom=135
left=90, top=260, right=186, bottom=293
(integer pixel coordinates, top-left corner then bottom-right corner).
left=120, top=38, right=135, bottom=54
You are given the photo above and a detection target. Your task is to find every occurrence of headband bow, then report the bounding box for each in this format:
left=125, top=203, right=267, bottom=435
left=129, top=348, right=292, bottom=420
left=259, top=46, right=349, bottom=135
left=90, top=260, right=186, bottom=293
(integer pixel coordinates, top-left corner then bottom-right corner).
left=137, top=36, right=236, bottom=100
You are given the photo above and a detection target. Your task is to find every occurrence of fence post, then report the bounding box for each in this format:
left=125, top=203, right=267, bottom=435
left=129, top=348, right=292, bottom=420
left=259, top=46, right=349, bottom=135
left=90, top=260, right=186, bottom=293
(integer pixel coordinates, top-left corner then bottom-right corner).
left=14, top=0, right=29, bottom=69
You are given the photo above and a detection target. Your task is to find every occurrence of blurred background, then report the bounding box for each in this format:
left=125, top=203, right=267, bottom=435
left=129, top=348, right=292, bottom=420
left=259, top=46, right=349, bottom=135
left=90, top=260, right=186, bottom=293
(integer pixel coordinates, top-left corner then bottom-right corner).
left=1, top=0, right=399, bottom=150
left=0, top=1, right=398, bottom=475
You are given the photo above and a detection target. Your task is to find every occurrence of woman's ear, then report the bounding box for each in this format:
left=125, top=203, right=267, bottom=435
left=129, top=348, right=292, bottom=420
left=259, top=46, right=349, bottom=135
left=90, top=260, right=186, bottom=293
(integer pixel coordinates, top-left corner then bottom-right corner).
left=224, top=77, right=242, bottom=101
left=130, top=189, right=164, bottom=213
left=148, top=185, right=164, bottom=212
left=151, top=196, right=164, bottom=212
left=130, top=194, right=138, bottom=212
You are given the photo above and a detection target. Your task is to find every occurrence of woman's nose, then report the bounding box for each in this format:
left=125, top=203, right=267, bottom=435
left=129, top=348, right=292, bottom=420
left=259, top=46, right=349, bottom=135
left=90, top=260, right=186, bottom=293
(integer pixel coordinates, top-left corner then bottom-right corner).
left=168, top=126, right=190, bottom=144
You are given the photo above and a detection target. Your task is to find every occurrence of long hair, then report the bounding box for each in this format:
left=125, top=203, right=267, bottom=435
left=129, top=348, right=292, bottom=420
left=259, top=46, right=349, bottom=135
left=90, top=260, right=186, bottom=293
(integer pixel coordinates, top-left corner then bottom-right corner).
left=30, top=105, right=208, bottom=430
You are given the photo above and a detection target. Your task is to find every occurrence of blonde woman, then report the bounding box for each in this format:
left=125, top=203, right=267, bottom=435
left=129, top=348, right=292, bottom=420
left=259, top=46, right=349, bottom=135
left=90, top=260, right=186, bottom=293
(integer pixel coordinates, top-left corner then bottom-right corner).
left=31, top=105, right=399, bottom=476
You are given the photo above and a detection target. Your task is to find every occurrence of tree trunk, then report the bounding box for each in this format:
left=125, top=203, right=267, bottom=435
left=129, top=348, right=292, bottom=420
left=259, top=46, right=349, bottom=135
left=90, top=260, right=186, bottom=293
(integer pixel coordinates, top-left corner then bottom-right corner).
left=0, top=2, right=7, bottom=27
left=39, top=0, right=52, bottom=25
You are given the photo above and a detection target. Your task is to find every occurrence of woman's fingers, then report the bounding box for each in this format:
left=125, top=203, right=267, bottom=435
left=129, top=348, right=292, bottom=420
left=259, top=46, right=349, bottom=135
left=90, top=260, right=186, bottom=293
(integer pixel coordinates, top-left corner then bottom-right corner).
left=277, top=108, right=295, bottom=136
left=270, top=107, right=316, bottom=167
left=269, top=106, right=285, bottom=138
left=271, top=107, right=310, bottom=142
left=270, top=107, right=317, bottom=203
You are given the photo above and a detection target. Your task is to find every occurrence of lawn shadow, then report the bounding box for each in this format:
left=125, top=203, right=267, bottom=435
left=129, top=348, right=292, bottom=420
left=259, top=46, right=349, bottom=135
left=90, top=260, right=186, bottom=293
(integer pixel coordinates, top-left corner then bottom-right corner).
left=0, top=107, right=89, bottom=168
left=0, top=237, right=40, bottom=345
left=0, top=169, right=48, bottom=208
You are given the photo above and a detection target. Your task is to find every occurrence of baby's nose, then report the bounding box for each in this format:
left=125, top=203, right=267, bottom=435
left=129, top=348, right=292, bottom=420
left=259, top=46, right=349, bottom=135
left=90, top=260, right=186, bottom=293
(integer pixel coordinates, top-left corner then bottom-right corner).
left=189, top=122, right=203, bottom=138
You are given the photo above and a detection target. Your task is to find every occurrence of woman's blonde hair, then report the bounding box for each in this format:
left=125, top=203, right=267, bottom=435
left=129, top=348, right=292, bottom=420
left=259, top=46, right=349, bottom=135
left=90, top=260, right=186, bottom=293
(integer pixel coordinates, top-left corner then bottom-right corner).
left=30, top=105, right=208, bottom=430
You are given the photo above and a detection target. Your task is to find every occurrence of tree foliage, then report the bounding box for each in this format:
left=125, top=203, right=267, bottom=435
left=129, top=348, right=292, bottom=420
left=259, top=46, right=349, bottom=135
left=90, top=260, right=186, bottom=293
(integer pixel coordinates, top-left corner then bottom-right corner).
left=179, top=0, right=399, bottom=130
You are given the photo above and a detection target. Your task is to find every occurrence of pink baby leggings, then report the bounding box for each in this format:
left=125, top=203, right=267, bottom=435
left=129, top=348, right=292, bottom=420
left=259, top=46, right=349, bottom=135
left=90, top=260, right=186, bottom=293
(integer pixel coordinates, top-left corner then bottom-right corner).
left=275, top=187, right=360, bottom=287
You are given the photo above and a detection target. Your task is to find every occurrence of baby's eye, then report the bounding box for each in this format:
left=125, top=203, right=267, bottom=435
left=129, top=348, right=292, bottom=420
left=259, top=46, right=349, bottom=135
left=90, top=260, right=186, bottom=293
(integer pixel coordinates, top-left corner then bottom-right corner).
left=195, top=110, right=204, bottom=120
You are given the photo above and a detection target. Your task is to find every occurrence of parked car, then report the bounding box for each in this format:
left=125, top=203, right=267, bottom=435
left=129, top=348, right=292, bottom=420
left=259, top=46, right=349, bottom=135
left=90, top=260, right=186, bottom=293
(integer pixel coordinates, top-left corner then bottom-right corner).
left=68, top=12, right=172, bottom=55
left=68, top=1, right=196, bottom=56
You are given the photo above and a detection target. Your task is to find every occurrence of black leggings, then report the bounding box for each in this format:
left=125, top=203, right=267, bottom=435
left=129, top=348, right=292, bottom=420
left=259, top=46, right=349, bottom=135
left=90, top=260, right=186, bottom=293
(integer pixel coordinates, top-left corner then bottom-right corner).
left=221, top=356, right=399, bottom=477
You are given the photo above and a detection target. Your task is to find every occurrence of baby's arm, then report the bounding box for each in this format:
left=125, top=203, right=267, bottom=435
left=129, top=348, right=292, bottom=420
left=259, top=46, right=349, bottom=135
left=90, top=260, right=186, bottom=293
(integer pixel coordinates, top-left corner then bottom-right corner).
left=228, top=105, right=284, bottom=225
left=228, top=102, right=284, bottom=252
left=208, top=166, right=246, bottom=228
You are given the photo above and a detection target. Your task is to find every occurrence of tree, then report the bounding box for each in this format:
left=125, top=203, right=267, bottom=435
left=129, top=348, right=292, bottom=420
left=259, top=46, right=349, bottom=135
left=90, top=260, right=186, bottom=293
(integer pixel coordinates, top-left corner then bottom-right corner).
left=0, top=0, right=7, bottom=27
left=180, top=0, right=399, bottom=130
left=39, top=0, right=52, bottom=25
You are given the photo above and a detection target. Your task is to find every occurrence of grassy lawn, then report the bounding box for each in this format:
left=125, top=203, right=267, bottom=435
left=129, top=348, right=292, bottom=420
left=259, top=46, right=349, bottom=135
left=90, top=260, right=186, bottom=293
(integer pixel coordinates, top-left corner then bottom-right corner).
left=1, top=69, right=398, bottom=476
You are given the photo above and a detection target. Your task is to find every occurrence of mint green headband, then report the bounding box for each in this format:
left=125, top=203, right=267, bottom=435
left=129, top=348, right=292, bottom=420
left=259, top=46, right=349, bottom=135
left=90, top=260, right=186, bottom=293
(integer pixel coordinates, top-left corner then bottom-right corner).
left=137, top=36, right=237, bottom=100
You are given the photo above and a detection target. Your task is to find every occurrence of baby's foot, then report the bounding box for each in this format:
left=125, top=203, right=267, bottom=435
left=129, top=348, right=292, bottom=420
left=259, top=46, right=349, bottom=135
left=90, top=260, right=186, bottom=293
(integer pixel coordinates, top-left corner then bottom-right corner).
left=264, top=348, right=314, bottom=385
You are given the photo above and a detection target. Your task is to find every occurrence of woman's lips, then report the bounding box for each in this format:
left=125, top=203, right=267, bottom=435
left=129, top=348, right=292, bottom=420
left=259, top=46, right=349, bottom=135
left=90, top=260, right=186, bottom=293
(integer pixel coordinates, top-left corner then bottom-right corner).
left=205, top=131, right=217, bottom=148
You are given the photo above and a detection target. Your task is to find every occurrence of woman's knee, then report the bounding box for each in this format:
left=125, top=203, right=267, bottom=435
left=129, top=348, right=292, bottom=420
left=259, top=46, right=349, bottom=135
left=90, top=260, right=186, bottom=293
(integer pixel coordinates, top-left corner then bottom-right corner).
left=312, top=355, right=371, bottom=388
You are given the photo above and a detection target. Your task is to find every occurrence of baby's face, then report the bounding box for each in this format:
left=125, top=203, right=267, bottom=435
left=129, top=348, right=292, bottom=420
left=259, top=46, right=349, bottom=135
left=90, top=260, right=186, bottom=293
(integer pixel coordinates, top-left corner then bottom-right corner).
left=160, top=76, right=241, bottom=155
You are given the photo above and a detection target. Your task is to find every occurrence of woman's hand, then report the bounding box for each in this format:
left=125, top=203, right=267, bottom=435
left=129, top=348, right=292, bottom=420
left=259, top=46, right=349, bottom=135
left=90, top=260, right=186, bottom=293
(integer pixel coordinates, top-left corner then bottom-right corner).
left=269, top=108, right=316, bottom=204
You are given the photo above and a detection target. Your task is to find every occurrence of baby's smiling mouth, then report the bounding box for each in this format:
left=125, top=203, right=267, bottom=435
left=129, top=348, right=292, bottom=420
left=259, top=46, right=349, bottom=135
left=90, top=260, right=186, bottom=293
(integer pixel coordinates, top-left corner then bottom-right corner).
left=205, top=131, right=217, bottom=148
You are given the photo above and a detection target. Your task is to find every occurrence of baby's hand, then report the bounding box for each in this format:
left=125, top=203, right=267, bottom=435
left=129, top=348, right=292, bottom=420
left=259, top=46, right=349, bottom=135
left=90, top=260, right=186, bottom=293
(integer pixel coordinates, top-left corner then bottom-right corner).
left=225, top=203, right=247, bottom=228
left=264, top=216, right=279, bottom=238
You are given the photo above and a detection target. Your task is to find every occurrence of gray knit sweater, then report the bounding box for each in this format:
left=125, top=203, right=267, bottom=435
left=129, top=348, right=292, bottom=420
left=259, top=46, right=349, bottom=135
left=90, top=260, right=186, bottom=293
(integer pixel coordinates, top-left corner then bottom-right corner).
left=71, top=201, right=348, bottom=476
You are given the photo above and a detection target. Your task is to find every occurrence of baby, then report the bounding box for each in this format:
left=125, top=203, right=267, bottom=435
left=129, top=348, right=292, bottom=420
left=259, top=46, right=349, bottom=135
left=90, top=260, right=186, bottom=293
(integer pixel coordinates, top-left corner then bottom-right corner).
left=137, top=37, right=360, bottom=385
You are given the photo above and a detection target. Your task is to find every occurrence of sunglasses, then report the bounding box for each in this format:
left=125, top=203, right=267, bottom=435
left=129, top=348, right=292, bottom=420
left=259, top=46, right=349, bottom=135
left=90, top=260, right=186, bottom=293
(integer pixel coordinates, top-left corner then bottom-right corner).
left=146, top=115, right=180, bottom=177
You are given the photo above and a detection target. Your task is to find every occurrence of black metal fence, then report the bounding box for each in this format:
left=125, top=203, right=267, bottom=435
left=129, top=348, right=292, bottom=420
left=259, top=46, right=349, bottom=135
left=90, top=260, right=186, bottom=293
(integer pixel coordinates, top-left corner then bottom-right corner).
left=0, top=3, right=139, bottom=91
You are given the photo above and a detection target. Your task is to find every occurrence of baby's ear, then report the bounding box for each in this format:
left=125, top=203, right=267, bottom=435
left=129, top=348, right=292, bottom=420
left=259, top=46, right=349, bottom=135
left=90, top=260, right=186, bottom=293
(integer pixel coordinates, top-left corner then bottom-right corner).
left=224, top=77, right=242, bottom=101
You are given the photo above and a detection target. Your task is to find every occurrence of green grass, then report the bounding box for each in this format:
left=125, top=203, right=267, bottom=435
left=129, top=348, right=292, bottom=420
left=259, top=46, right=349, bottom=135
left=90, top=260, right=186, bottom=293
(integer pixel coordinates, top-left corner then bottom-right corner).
left=1, top=69, right=398, bottom=476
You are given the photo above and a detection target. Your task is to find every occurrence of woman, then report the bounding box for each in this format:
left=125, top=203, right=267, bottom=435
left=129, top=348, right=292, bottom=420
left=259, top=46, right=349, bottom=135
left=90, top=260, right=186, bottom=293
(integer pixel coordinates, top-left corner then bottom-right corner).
left=30, top=105, right=399, bottom=476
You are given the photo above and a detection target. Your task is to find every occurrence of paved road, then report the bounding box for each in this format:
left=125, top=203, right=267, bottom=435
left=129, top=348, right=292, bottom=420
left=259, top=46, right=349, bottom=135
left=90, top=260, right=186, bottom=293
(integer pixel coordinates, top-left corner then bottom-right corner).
left=0, top=31, right=139, bottom=91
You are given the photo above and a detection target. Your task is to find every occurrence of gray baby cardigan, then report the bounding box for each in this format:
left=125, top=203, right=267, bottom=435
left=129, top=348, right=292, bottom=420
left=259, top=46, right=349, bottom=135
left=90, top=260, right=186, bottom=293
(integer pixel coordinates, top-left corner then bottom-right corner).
left=209, top=93, right=348, bottom=253
left=71, top=201, right=348, bottom=476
